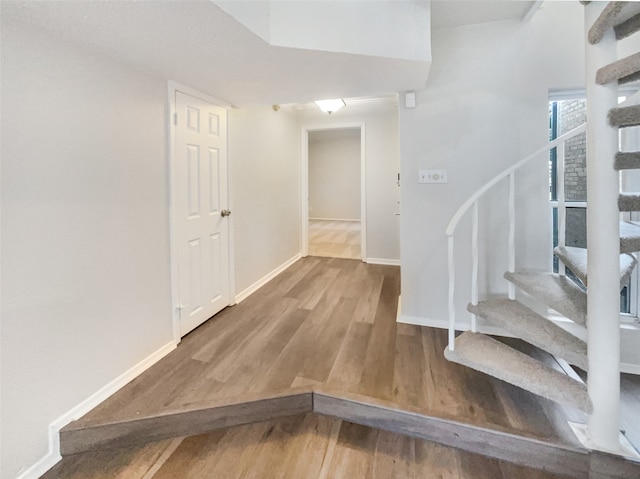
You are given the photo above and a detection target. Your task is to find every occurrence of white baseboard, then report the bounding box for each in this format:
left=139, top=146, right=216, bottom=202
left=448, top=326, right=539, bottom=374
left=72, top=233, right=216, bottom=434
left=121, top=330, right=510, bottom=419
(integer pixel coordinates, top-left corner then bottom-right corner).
left=235, top=253, right=302, bottom=304
left=366, top=257, right=400, bottom=266
left=397, top=314, right=513, bottom=338
left=16, top=340, right=178, bottom=479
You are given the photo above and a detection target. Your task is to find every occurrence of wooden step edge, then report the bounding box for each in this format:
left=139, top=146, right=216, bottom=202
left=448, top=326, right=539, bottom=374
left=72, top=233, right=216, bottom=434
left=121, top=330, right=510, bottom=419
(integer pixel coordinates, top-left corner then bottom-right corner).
left=596, top=52, right=640, bottom=85
left=312, top=386, right=590, bottom=479
left=60, top=387, right=313, bottom=455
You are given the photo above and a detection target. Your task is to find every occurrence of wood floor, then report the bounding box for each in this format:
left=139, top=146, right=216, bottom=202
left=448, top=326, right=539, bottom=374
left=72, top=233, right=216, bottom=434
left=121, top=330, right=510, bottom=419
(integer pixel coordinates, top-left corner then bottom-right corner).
left=52, top=257, right=640, bottom=478
left=308, top=220, right=360, bottom=259
left=43, top=414, right=575, bottom=479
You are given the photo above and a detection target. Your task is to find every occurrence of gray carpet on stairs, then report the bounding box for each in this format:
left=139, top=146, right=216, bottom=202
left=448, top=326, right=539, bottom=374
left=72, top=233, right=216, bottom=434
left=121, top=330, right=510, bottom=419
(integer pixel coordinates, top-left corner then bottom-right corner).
left=615, top=151, right=640, bottom=170
left=504, top=272, right=587, bottom=326
left=620, top=221, right=640, bottom=253
left=589, top=2, right=640, bottom=44
left=596, top=51, right=640, bottom=85
left=615, top=12, right=640, bottom=40
left=444, top=332, right=592, bottom=413
left=619, top=193, right=640, bottom=212
left=553, top=245, right=637, bottom=290
left=468, top=299, right=588, bottom=370
left=609, top=104, right=640, bottom=128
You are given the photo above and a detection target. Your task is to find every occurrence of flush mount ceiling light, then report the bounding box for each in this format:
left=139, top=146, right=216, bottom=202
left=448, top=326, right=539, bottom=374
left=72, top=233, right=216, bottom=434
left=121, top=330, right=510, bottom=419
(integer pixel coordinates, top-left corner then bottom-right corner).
left=314, top=99, right=346, bottom=114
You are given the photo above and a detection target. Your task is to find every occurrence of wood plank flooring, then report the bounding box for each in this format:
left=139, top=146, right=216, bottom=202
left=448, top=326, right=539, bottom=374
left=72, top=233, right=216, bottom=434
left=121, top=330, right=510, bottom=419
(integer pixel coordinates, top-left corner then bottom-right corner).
left=45, top=414, right=576, bottom=479
left=308, top=220, right=360, bottom=259
left=55, top=256, right=640, bottom=477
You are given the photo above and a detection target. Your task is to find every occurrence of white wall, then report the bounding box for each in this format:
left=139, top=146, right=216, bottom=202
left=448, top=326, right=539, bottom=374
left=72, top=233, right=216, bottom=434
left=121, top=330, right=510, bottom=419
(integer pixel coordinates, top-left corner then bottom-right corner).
left=399, top=1, right=588, bottom=327
left=301, top=100, right=400, bottom=263
left=228, top=106, right=301, bottom=295
left=308, top=129, right=361, bottom=220
left=217, top=1, right=431, bottom=62
left=1, top=22, right=174, bottom=479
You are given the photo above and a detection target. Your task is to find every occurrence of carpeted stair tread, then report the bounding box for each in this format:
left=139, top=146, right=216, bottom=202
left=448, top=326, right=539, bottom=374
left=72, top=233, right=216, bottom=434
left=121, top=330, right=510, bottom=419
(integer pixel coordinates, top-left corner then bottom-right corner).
left=596, top=52, right=640, bottom=85
left=468, top=299, right=588, bottom=370
left=615, top=12, right=640, bottom=40
left=553, top=245, right=637, bottom=289
left=504, top=272, right=587, bottom=326
left=614, top=151, right=640, bottom=170
left=609, top=104, right=640, bottom=128
left=619, top=193, right=640, bottom=212
left=620, top=220, right=640, bottom=253
left=589, top=2, right=640, bottom=44
left=444, top=332, right=591, bottom=412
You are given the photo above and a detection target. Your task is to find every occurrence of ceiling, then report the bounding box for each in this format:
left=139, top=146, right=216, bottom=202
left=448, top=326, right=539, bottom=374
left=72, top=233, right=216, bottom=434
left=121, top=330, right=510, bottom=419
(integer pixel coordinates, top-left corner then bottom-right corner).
left=431, top=1, right=539, bottom=30
left=2, top=1, right=538, bottom=108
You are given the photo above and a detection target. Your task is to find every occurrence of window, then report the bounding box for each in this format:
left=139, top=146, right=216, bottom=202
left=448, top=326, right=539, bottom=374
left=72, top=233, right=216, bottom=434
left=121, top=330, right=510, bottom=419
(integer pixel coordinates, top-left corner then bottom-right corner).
left=548, top=98, right=633, bottom=314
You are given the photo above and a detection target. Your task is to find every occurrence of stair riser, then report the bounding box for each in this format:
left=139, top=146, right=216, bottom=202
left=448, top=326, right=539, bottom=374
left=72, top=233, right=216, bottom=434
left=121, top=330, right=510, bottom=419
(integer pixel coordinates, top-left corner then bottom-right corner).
left=595, top=52, right=640, bottom=85
left=619, top=194, right=640, bottom=212
left=614, top=152, right=640, bottom=170
left=609, top=105, right=640, bottom=128
left=468, top=300, right=588, bottom=371
left=615, top=12, right=640, bottom=40
left=445, top=332, right=591, bottom=413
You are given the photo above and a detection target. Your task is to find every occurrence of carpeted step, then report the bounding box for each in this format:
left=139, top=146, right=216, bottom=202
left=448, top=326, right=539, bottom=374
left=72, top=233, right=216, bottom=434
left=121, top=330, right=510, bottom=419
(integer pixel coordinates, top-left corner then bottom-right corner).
left=589, top=2, right=640, bottom=44
left=620, top=220, right=640, bottom=253
left=615, top=12, right=640, bottom=40
left=609, top=104, right=640, bottom=128
left=553, top=245, right=637, bottom=289
left=596, top=52, right=640, bottom=85
left=619, top=193, right=640, bottom=212
left=468, top=299, right=588, bottom=370
left=614, top=151, right=640, bottom=170
left=504, top=272, right=587, bottom=326
left=444, top=332, right=591, bottom=412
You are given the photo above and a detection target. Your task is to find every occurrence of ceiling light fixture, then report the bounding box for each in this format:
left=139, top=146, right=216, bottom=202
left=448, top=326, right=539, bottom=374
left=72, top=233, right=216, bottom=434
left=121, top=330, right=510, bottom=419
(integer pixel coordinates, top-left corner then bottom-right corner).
left=314, top=99, right=346, bottom=114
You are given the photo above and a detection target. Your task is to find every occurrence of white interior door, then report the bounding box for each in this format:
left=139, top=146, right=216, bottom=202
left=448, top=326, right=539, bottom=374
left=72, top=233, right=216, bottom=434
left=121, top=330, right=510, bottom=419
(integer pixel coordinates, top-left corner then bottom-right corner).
left=174, top=91, right=230, bottom=336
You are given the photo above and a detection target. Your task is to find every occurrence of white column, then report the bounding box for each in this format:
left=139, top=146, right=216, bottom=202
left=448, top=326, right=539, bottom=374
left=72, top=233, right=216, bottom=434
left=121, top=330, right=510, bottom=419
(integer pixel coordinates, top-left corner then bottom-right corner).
left=585, top=2, right=622, bottom=453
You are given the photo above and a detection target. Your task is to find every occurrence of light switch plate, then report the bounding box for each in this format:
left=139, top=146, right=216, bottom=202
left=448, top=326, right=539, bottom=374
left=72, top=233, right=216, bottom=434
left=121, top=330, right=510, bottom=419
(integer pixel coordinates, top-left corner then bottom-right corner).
left=419, top=169, right=448, bottom=184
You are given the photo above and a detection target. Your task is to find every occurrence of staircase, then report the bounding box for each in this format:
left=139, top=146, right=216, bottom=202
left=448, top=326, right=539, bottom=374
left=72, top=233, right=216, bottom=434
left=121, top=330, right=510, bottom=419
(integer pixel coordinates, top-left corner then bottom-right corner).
left=445, top=0, right=640, bottom=455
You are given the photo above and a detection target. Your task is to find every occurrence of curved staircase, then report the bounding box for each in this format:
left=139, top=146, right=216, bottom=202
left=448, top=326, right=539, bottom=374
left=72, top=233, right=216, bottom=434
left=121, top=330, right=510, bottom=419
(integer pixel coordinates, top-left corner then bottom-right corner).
left=445, top=0, right=640, bottom=461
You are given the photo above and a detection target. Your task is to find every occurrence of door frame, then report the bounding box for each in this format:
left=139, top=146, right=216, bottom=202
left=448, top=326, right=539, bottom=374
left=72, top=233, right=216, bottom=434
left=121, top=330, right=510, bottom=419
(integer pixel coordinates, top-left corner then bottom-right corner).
left=167, top=81, right=235, bottom=344
left=301, top=122, right=367, bottom=260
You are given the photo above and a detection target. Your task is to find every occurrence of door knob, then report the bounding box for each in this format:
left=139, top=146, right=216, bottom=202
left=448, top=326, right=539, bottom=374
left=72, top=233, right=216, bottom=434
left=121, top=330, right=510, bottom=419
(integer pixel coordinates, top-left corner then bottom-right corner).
left=221, top=209, right=231, bottom=217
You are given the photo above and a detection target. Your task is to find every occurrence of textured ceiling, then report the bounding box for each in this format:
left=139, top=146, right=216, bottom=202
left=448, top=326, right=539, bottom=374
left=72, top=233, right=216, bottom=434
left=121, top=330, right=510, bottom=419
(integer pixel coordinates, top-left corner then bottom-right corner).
left=1, top=1, right=429, bottom=108
left=431, top=1, right=538, bottom=30
left=2, top=1, right=536, bottom=108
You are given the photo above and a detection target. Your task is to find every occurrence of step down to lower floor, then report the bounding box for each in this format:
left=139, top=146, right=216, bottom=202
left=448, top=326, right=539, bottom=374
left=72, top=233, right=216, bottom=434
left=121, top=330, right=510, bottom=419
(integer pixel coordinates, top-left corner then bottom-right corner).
left=468, top=299, right=588, bottom=370
left=504, top=272, right=587, bottom=326
left=553, top=245, right=637, bottom=290
left=445, top=332, right=591, bottom=413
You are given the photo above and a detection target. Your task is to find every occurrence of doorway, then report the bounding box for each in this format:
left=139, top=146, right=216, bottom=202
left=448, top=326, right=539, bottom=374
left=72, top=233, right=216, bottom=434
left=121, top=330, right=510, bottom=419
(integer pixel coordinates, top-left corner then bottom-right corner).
left=301, top=124, right=366, bottom=260
left=169, top=84, right=232, bottom=341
